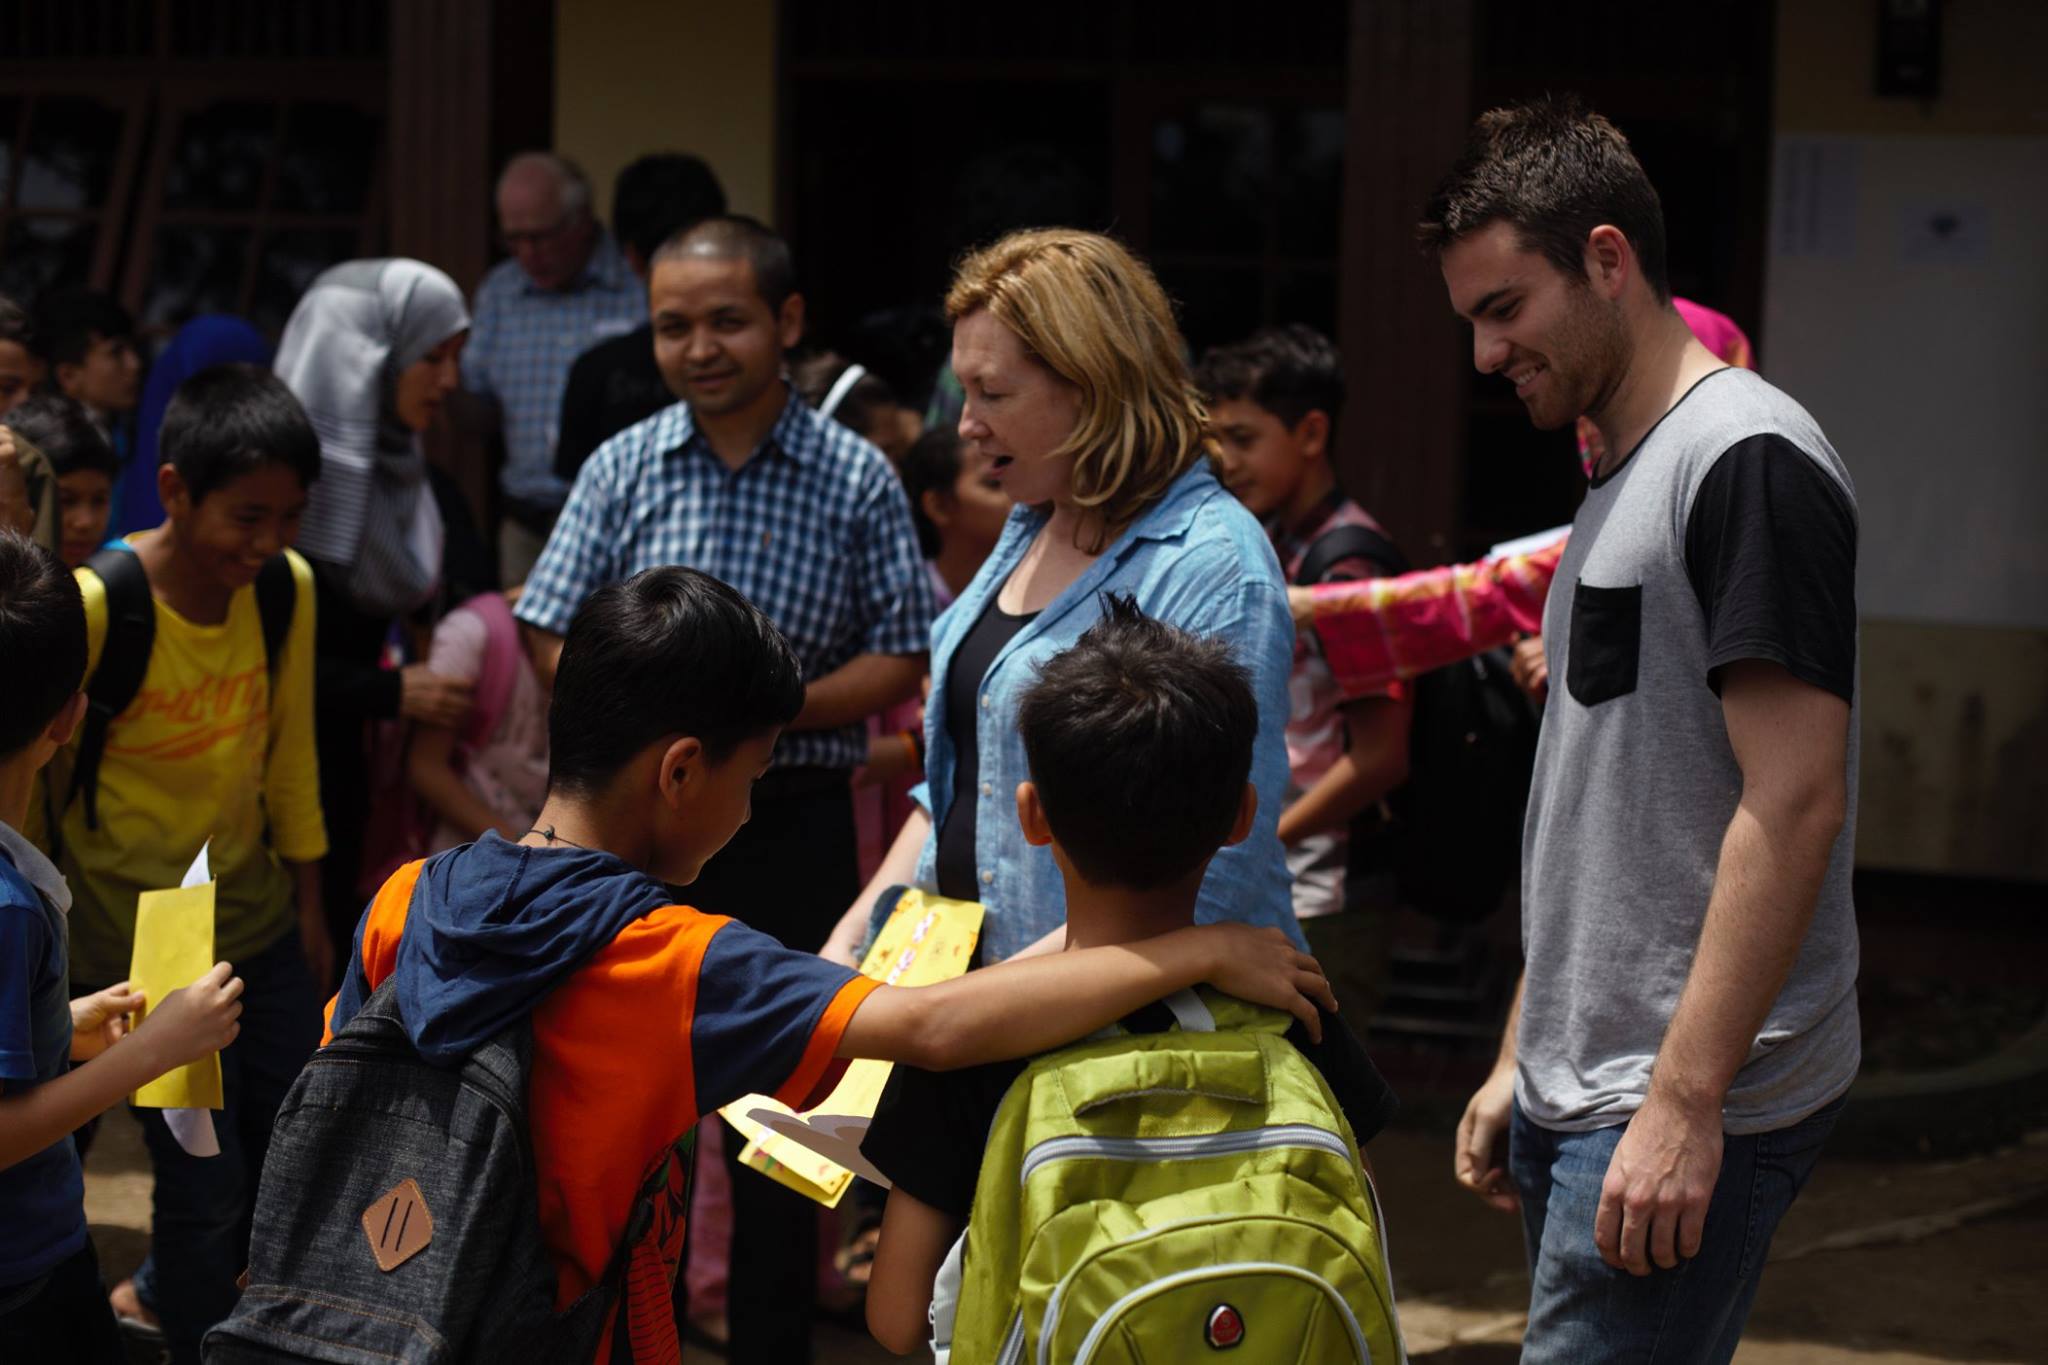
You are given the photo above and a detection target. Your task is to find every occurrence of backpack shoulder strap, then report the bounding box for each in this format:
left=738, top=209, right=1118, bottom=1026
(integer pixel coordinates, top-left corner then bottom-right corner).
left=253, top=553, right=297, bottom=679
left=1294, top=523, right=1411, bottom=587
left=70, top=547, right=155, bottom=831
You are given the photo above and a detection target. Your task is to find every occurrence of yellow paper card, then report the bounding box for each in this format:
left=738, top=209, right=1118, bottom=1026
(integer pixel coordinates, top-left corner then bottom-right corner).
left=129, top=881, right=222, bottom=1110
left=728, top=1101, right=855, bottom=1208
left=722, top=889, right=984, bottom=1205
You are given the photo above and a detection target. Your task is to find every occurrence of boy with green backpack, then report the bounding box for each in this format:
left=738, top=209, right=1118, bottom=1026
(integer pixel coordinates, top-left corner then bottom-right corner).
left=863, top=596, right=1403, bottom=1363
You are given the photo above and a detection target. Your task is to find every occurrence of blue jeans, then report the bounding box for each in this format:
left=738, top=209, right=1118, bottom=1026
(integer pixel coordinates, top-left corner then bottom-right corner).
left=131, top=930, right=321, bottom=1364
left=1508, top=1096, right=1842, bottom=1364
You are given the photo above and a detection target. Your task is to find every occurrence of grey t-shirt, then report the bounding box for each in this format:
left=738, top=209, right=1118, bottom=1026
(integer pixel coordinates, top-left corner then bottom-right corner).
left=1518, top=368, right=1862, bottom=1136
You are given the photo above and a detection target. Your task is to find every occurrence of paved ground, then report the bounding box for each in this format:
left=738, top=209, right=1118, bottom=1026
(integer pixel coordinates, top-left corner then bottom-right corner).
left=85, top=1106, right=2048, bottom=1362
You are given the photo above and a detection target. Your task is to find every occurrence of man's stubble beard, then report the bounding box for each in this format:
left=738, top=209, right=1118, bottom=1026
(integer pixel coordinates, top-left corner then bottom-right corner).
left=1543, top=283, right=1634, bottom=434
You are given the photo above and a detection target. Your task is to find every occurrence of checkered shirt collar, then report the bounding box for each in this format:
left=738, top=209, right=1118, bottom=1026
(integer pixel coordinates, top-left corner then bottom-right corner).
left=662, top=387, right=822, bottom=469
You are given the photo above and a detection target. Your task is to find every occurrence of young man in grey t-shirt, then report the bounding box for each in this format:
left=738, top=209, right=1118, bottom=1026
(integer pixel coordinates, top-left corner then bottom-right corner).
left=1428, top=98, right=1860, bottom=1363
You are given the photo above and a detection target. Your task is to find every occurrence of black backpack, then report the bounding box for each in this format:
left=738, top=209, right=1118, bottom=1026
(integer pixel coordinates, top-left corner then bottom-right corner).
left=204, top=978, right=682, bottom=1363
left=1295, top=524, right=1541, bottom=923
left=64, top=545, right=296, bottom=834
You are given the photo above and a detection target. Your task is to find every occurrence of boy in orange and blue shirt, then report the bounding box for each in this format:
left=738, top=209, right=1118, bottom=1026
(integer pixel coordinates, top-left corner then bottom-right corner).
left=325, top=565, right=1336, bottom=1363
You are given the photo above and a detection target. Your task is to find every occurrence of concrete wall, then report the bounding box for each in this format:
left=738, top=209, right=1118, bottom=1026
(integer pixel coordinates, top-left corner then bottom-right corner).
left=1769, top=0, right=2048, bottom=881
left=553, top=1, right=778, bottom=225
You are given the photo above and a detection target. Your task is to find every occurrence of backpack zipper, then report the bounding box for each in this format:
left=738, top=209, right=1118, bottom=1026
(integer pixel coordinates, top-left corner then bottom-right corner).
left=299, top=1045, right=532, bottom=1168
left=1017, top=1122, right=1352, bottom=1186
left=1069, top=1261, right=1371, bottom=1364
left=993, top=1309, right=1026, bottom=1365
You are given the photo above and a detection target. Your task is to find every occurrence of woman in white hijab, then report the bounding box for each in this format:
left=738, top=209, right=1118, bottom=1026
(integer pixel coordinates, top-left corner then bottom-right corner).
left=274, top=259, right=472, bottom=951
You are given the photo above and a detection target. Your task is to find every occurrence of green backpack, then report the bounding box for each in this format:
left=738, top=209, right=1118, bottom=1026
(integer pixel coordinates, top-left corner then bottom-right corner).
left=932, top=987, right=1404, bottom=1364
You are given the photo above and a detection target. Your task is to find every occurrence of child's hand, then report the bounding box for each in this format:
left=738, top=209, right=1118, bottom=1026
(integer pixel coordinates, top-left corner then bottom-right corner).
left=1511, top=634, right=1549, bottom=701
left=1197, top=924, right=1337, bottom=1041
left=70, top=982, right=145, bottom=1062
left=399, top=665, right=474, bottom=729
left=133, top=962, right=244, bottom=1072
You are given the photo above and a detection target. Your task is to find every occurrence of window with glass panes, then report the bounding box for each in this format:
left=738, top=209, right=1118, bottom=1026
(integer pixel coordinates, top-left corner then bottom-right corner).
left=0, top=0, right=387, bottom=341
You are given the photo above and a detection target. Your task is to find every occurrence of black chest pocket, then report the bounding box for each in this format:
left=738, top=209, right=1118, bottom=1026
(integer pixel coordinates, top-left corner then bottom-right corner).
left=1566, top=581, right=1642, bottom=706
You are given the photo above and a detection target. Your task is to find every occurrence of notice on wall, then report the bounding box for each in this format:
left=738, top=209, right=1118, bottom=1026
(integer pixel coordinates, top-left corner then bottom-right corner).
left=1764, top=134, right=2048, bottom=631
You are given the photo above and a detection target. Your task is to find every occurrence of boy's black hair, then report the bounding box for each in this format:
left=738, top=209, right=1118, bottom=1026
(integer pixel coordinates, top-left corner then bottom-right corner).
left=29, top=284, right=133, bottom=368
left=1018, top=595, right=1257, bottom=891
left=160, top=364, right=321, bottom=502
left=790, top=349, right=901, bottom=445
left=1194, top=324, right=1346, bottom=434
left=652, top=215, right=798, bottom=313
left=1419, top=94, right=1671, bottom=304
left=548, top=566, right=805, bottom=792
left=613, top=153, right=728, bottom=266
left=0, top=531, right=86, bottom=757
left=2, top=394, right=118, bottom=480
left=898, top=426, right=964, bottom=559
left=0, top=293, right=33, bottom=350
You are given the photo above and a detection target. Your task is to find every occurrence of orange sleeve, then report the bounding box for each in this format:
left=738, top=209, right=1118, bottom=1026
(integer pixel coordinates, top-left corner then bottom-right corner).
left=772, top=974, right=883, bottom=1112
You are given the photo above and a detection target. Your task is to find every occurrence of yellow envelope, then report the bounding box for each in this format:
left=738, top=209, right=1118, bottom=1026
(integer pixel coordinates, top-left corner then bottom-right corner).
left=725, top=1099, right=857, bottom=1207
left=128, top=880, right=222, bottom=1110
left=723, top=889, right=984, bottom=1205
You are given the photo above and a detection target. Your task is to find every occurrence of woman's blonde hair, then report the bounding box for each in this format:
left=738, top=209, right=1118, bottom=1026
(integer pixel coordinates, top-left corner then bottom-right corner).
left=946, top=229, right=1214, bottom=549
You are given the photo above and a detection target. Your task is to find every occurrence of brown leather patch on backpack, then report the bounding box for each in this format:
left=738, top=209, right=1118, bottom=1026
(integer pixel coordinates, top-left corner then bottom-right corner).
left=362, top=1178, right=435, bottom=1272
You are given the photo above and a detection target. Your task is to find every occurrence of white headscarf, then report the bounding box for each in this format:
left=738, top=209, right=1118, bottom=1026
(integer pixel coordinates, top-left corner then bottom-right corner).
left=275, top=259, right=469, bottom=617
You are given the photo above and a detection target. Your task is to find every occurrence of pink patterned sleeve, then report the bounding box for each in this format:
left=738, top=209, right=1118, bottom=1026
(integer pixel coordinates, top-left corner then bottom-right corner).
left=1309, top=538, right=1565, bottom=698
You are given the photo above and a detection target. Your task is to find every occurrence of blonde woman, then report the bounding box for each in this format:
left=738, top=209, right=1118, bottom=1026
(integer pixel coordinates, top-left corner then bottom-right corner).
left=822, top=229, right=1300, bottom=966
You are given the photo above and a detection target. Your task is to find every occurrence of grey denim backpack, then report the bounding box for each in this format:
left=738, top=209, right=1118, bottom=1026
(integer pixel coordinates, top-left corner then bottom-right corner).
left=204, top=979, right=680, bottom=1363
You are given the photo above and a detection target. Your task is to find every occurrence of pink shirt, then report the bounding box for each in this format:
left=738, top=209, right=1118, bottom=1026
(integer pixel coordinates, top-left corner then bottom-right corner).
left=425, top=601, right=549, bottom=851
left=1308, top=538, right=1565, bottom=698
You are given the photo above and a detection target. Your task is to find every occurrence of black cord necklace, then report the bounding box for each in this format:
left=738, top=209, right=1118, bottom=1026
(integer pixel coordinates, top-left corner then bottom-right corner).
left=525, top=824, right=591, bottom=851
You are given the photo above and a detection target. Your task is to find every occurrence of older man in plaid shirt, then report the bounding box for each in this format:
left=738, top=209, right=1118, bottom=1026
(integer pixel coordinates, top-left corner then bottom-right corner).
left=466, top=151, right=646, bottom=585
left=515, top=214, right=930, bottom=1361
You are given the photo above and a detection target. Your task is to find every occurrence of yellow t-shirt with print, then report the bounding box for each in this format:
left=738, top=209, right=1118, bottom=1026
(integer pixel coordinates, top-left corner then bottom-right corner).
left=50, top=546, right=327, bottom=985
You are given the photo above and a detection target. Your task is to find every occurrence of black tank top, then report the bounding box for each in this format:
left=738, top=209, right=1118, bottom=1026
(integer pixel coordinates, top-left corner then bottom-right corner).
left=933, top=598, right=1039, bottom=901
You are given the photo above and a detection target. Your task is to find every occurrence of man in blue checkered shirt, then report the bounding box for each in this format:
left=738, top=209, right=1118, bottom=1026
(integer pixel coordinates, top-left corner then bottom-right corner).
left=466, top=152, right=646, bottom=585
left=514, top=214, right=932, bottom=1361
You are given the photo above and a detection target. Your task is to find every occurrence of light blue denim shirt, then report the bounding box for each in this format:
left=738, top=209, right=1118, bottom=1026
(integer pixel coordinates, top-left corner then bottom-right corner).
left=895, top=461, right=1303, bottom=962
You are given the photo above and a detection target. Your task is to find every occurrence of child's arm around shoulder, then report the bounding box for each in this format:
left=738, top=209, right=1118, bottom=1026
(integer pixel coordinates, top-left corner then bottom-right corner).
left=838, top=921, right=1334, bottom=1069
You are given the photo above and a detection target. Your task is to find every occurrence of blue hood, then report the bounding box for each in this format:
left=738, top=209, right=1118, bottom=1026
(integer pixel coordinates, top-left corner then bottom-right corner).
left=329, top=833, right=672, bottom=1065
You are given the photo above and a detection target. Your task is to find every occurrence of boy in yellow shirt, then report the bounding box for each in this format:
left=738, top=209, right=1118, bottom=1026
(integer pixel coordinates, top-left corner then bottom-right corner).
left=43, top=364, right=325, bottom=1361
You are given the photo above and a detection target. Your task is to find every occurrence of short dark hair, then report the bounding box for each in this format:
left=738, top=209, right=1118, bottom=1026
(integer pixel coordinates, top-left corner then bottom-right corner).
left=0, top=531, right=86, bottom=757
left=1194, top=324, right=1346, bottom=434
left=2, top=394, right=118, bottom=480
left=898, top=426, right=964, bottom=559
left=1018, top=595, right=1257, bottom=890
left=160, top=364, right=322, bottom=503
left=1419, top=95, right=1671, bottom=304
left=652, top=215, right=798, bottom=313
left=613, top=153, right=727, bottom=265
left=548, top=566, right=805, bottom=792
left=0, top=293, right=33, bottom=351
left=29, top=285, right=133, bottom=368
